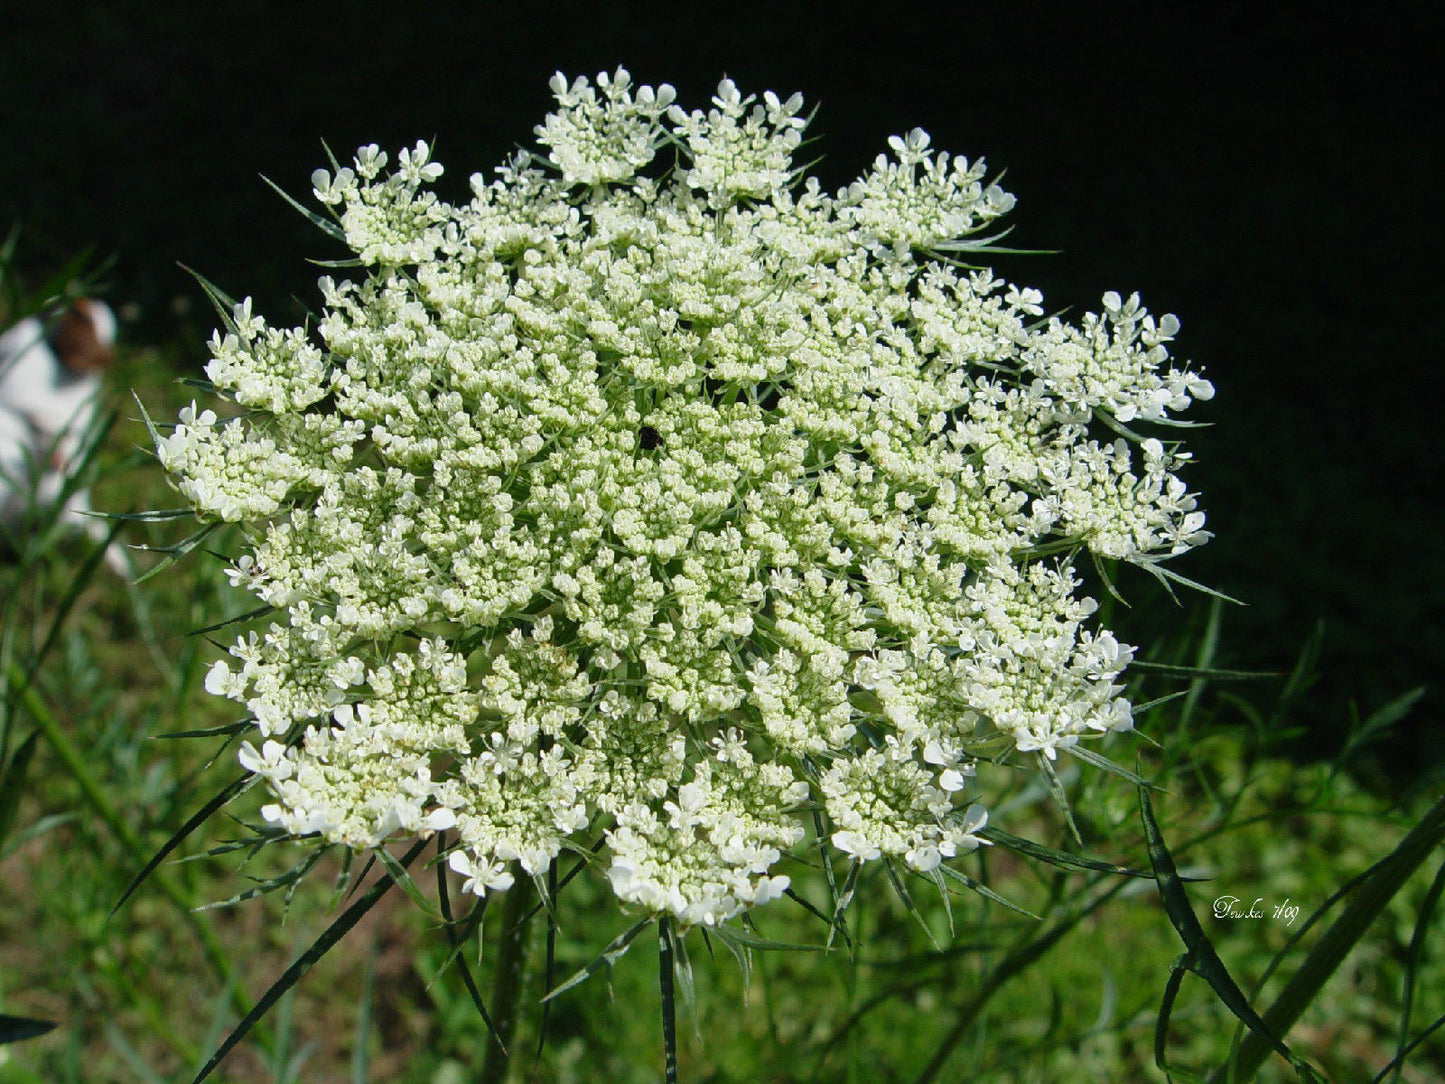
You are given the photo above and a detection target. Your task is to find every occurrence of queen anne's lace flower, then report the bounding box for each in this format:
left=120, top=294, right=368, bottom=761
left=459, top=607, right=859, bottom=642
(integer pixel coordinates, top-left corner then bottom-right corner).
left=158, top=69, right=1212, bottom=930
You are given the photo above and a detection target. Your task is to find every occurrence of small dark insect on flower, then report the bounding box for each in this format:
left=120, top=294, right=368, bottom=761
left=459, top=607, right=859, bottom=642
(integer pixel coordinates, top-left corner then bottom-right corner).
left=639, top=424, right=661, bottom=450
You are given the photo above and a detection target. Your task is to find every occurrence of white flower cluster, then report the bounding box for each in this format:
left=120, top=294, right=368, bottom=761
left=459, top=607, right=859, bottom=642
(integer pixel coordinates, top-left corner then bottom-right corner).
left=161, top=69, right=1213, bottom=929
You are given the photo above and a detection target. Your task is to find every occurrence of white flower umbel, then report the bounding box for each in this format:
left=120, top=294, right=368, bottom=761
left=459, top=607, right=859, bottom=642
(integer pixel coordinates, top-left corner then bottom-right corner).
left=158, top=68, right=1213, bottom=929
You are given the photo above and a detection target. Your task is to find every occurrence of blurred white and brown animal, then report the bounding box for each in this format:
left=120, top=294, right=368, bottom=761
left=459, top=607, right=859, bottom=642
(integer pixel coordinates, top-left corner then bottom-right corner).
left=0, top=298, right=130, bottom=573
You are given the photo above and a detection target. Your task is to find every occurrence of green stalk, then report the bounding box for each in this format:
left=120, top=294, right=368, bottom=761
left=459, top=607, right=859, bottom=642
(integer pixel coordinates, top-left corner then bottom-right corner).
left=659, top=918, right=678, bottom=1084
left=479, top=873, right=532, bottom=1084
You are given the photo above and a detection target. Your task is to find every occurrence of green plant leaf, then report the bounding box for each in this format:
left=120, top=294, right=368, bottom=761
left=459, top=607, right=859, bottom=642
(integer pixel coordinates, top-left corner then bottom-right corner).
left=86, top=507, right=198, bottom=522
left=705, top=924, right=829, bottom=953
left=129, top=389, right=167, bottom=457
left=884, top=857, right=943, bottom=950
left=128, top=521, right=222, bottom=583
left=1066, top=744, right=1162, bottom=790
left=542, top=917, right=652, bottom=1003
left=111, top=772, right=258, bottom=918
left=977, top=825, right=1155, bottom=879
left=1390, top=856, right=1445, bottom=1083
left=1132, top=689, right=1190, bottom=717
left=702, top=925, right=753, bottom=997
left=193, top=847, right=328, bottom=911
left=1138, top=788, right=1325, bottom=1083
left=1037, top=753, right=1083, bottom=846
left=260, top=174, right=347, bottom=243
left=536, top=863, right=560, bottom=1061
left=179, top=265, right=243, bottom=328
left=937, top=863, right=1039, bottom=919
left=190, top=838, right=427, bottom=1084
left=1128, top=661, right=1279, bottom=681
left=154, top=720, right=254, bottom=740
left=780, top=885, right=837, bottom=929
left=186, top=604, right=276, bottom=637
left=432, top=847, right=500, bottom=1051
left=518, top=833, right=607, bottom=925
left=1128, top=557, right=1244, bottom=606
left=1225, top=792, right=1445, bottom=1082
left=372, top=845, right=442, bottom=920
left=809, top=805, right=854, bottom=951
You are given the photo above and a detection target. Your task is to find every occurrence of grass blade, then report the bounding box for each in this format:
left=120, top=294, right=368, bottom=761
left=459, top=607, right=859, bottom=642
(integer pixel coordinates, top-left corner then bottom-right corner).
left=1390, top=856, right=1445, bottom=1083
left=1370, top=1009, right=1445, bottom=1084
left=0, top=729, right=41, bottom=847
left=350, top=938, right=378, bottom=1084
left=1226, top=792, right=1445, bottom=1082
left=0, top=1014, right=55, bottom=1045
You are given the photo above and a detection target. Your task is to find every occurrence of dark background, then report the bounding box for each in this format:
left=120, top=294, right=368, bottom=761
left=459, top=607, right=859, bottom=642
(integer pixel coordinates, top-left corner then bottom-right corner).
left=4, top=3, right=1439, bottom=779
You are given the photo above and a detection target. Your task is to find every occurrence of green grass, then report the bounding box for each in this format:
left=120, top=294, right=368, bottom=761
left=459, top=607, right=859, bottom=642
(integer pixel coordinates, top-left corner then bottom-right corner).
left=1, top=334, right=1442, bottom=1083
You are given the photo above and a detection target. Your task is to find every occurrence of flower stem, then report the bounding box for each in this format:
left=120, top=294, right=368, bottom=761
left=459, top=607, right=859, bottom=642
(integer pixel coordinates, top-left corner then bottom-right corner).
left=659, top=917, right=679, bottom=1084
left=479, top=873, right=531, bottom=1084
